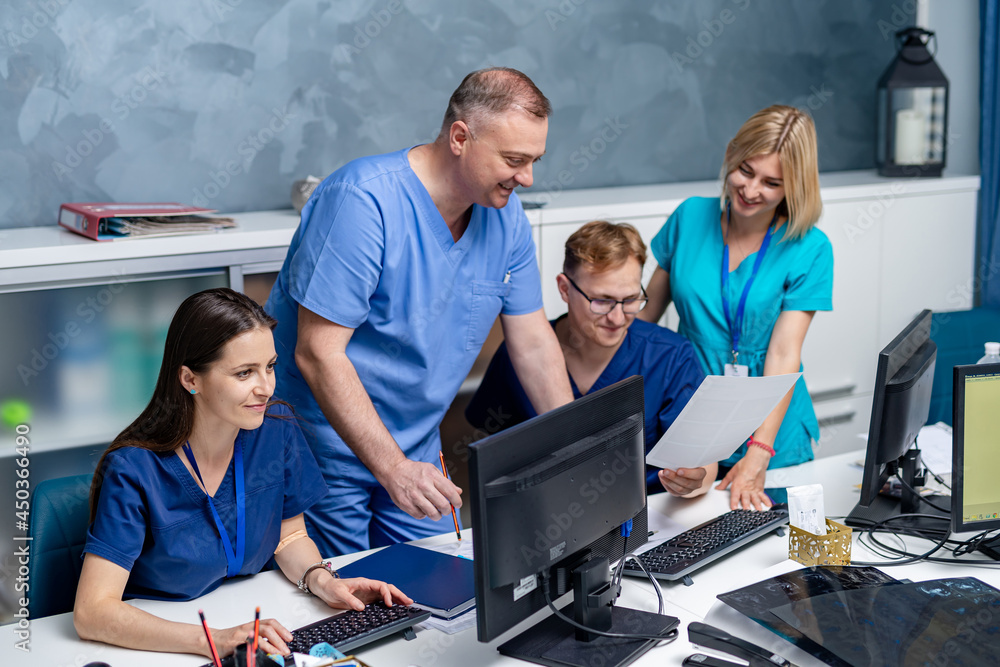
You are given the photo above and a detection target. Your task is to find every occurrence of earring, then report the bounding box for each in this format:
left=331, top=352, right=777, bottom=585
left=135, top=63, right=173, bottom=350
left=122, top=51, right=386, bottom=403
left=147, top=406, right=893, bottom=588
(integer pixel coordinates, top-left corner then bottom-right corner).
left=190, top=389, right=197, bottom=395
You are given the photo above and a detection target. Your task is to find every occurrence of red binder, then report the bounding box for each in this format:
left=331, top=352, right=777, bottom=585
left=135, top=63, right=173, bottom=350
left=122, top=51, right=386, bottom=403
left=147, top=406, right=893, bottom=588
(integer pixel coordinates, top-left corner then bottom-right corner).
left=58, top=202, right=218, bottom=241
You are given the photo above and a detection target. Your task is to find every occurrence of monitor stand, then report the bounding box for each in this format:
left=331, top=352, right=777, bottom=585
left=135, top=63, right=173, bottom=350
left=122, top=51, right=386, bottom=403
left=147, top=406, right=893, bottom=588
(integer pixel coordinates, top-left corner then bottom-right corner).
left=497, top=558, right=678, bottom=667
left=844, top=493, right=951, bottom=534
left=845, top=448, right=951, bottom=535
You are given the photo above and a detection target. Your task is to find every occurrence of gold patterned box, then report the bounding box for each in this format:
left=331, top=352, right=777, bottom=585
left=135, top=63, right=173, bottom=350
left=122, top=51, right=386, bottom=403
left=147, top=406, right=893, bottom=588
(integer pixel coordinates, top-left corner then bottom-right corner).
left=788, top=518, right=852, bottom=566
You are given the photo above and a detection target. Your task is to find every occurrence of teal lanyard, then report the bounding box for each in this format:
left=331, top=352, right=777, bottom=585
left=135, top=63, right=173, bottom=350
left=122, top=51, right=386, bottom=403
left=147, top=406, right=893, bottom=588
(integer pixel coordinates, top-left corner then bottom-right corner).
left=182, top=439, right=245, bottom=578
left=721, top=202, right=778, bottom=364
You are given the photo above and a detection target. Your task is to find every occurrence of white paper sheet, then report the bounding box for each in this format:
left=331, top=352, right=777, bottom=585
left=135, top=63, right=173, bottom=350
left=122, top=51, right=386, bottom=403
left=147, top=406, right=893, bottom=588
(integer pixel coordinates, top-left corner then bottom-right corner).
left=915, top=421, right=953, bottom=476
left=645, top=372, right=802, bottom=470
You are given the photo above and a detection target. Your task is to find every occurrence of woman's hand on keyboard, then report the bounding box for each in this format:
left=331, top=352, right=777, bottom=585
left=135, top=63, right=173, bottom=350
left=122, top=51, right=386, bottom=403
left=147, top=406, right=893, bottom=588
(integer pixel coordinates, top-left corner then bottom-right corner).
left=313, top=576, right=414, bottom=612
left=716, top=449, right=772, bottom=511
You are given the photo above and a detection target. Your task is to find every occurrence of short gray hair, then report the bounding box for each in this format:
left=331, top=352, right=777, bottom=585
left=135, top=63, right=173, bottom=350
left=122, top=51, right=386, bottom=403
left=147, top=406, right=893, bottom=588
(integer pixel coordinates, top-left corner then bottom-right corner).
left=439, top=67, right=550, bottom=137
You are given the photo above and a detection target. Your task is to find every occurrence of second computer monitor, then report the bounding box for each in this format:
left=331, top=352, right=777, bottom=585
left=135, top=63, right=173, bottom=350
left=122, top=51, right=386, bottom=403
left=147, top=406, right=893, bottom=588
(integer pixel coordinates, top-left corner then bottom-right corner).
left=952, top=362, right=1000, bottom=534
left=846, top=309, right=940, bottom=529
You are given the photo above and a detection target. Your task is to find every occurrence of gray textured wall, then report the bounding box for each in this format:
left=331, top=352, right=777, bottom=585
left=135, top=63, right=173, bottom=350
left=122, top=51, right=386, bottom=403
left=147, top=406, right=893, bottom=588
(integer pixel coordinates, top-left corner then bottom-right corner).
left=0, top=0, right=915, bottom=229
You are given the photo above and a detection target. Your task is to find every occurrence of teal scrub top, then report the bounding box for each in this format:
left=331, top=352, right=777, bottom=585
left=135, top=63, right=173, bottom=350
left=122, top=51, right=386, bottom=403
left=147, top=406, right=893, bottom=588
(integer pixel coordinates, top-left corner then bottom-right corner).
left=650, top=196, right=834, bottom=468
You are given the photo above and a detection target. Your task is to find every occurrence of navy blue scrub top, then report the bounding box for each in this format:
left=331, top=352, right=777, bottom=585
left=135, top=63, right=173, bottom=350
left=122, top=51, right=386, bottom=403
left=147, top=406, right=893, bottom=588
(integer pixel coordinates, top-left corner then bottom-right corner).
left=466, top=317, right=705, bottom=494
left=84, top=404, right=327, bottom=601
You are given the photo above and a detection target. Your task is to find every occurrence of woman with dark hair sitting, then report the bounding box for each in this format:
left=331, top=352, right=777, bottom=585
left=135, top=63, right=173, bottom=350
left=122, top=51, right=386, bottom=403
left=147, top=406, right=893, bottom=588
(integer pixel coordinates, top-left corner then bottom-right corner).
left=74, top=288, right=410, bottom=659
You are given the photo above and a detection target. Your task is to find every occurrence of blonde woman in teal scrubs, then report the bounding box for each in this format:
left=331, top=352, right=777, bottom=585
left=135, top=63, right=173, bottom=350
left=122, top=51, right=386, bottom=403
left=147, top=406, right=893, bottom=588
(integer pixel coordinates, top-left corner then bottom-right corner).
left=639, top=105, right=833, bottom=511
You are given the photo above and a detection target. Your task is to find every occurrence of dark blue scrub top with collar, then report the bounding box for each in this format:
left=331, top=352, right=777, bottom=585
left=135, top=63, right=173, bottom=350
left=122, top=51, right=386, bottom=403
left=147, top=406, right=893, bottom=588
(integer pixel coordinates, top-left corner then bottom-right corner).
left=466, top=317, right=705, bottom=495
left=84, top=403, right=326, bottom=601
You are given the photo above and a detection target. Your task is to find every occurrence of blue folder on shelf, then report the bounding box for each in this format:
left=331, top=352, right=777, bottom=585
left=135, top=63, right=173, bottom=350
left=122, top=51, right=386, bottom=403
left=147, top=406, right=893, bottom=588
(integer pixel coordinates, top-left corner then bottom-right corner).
left=338, top=543, right=475, bottom=619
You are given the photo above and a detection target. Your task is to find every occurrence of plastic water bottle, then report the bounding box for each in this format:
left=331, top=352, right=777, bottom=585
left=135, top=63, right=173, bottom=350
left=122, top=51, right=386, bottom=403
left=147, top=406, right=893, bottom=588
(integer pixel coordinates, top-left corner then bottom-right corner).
left=978, top=342, right=1000, bottom=364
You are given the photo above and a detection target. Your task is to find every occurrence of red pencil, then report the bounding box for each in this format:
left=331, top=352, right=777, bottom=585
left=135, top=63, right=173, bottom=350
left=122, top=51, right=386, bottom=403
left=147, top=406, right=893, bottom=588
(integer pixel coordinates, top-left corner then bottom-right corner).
left=198, top=610, right=222, bottom=667
left=251, top=607, right=260, bottom=667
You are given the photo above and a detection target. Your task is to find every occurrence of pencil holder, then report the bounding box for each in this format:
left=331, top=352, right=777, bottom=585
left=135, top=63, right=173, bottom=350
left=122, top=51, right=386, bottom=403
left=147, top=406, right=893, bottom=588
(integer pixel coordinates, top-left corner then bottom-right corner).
left=212, top=644, right=281, bottom=667
left=788, top=518, right=852, bottom=566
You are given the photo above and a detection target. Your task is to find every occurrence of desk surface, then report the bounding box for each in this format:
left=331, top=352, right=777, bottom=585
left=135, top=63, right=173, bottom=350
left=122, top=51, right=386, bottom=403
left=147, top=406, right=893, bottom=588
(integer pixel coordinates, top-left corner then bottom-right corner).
left=6, top=450, right=1000, bottom=666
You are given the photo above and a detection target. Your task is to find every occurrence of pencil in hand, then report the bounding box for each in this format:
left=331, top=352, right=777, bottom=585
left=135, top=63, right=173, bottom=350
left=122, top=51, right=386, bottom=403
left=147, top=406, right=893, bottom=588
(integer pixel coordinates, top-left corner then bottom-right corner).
left=198, top=610, right=222, bottom=667
left=438, top=451, right=462, bottom=541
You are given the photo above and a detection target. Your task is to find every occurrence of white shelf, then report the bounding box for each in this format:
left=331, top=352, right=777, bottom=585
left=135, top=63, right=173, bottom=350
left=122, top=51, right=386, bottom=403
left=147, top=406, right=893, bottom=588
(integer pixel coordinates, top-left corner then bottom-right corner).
left=0, top=209, right=300, bottom=272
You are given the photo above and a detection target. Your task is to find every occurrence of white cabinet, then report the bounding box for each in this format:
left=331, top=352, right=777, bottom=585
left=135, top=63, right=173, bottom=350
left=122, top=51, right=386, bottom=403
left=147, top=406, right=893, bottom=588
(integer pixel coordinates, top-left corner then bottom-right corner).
left=0, top=211, right=300, bottom=456
left=525, top=171, right=980, bottom=458
left=804, top=200, right=884, bottom=405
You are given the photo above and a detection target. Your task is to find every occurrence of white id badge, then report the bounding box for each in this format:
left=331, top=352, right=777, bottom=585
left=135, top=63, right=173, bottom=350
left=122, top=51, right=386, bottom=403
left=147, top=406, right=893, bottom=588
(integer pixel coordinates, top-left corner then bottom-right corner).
left=724, top=363, right=749, bottom=377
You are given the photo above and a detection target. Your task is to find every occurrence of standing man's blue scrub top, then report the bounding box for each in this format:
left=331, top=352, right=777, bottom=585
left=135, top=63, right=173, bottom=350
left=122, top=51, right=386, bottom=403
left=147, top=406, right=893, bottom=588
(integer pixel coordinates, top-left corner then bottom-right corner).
left=83, top=405, right=327, bottom=601
left=650, top=197, right=833, bottom=469
left=466, top=317, right=705, bottom=494
left=266, top=147, right=544, bottom=556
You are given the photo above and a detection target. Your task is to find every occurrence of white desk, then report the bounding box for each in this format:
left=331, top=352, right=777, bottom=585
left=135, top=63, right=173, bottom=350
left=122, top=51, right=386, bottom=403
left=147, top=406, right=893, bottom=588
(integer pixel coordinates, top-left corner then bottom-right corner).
left=6, top=450, right=1000, bottom=666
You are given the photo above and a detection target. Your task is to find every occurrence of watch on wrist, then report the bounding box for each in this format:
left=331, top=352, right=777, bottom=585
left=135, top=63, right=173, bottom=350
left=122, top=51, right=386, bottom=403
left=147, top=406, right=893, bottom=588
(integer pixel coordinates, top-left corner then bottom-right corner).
left=298, top=561, right=339, bottom=595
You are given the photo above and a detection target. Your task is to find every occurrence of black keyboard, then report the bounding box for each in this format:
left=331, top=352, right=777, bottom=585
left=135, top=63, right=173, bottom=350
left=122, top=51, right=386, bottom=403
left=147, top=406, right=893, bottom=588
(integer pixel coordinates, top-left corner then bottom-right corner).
left=285, top=602, right=431, bottom=655
left=624, top=508, right=788, bottom=585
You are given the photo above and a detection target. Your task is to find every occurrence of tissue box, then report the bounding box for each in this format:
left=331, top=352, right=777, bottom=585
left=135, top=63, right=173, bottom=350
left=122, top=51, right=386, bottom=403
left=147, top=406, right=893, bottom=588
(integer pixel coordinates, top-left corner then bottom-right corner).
left=788, top=518, right=852, bottom=566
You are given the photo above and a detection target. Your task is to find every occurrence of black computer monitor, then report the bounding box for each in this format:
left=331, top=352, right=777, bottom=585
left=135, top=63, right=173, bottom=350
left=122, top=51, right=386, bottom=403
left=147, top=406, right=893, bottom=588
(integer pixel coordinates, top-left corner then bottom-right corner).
left=845, top=309, right=945, bottom=531
left=468, top=376, right=677, bottom=667
left=951, top=362, right=1000, bottom=540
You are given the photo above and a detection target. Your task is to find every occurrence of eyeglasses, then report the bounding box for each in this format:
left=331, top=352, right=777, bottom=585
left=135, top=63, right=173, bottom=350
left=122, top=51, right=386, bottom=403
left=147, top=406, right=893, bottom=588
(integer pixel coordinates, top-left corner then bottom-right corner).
left=564, top=274, right=648, bottom=315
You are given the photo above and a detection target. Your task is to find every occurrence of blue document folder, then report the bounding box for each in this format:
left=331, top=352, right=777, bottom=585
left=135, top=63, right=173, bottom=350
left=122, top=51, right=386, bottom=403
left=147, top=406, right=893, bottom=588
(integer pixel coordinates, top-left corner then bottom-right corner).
left=338, top=542, right=475, bottom=619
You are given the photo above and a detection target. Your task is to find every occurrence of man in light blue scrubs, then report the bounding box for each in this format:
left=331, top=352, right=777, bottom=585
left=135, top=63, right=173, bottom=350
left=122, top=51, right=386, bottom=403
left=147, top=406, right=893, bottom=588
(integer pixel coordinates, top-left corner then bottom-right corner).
left=266, top=68, right=574, bottom=556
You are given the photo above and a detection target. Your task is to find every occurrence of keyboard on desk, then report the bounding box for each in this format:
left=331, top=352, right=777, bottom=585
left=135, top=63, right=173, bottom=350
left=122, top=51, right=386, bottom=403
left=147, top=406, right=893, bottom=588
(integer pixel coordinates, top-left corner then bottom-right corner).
left=624, top=508, right=788, bottom=584
left=286, top=601, right=430, bottom=655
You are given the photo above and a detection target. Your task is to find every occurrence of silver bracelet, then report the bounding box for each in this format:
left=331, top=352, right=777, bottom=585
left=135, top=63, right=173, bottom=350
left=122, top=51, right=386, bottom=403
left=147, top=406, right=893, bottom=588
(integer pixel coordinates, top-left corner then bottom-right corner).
left=298, top=561, right=339, bottom=595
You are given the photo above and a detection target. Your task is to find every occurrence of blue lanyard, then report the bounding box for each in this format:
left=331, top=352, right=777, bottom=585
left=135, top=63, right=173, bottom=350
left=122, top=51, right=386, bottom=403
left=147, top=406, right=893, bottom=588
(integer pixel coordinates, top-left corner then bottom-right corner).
left=182, top=439, right=245, bottom=578
left=721, top=203, right=778, bottom=364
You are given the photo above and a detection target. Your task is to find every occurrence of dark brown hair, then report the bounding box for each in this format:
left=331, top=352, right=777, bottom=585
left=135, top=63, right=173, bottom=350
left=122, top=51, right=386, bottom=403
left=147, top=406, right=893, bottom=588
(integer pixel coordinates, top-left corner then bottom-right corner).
left=89, top=288, right=278, bottom=521
left=439, top=67, right=550, bottom=137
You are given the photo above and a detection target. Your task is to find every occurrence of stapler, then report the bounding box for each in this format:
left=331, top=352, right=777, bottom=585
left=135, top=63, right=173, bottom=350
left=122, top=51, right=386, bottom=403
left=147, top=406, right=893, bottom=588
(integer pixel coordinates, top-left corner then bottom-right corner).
left=685, top=621, right=797, bottom=667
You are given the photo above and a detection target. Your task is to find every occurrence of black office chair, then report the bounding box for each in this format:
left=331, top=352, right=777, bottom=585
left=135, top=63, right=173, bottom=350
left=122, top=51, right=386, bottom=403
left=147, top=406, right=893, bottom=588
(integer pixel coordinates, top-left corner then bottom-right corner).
left=27, top=473, right=94, bottom=618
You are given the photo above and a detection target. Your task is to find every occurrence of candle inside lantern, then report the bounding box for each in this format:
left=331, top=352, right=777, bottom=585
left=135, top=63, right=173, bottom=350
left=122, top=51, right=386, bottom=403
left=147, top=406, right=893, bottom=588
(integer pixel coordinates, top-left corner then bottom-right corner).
left=894, top=109, right=927, bottom=165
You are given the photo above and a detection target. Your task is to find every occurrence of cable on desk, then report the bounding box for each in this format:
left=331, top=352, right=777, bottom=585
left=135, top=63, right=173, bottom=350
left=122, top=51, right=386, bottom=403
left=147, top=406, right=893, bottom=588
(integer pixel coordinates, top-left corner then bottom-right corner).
left=540, top=570, right=678, bottom=645
left=845, top=513, right=951, bottom=549
left=920, top=461, right=951, bottom=491
left=893, top=471, right=951, bottom=514
left=834, top=514, right=1000, bottom=567
left=851, top=514, right=952, bottom=566
left=857, top=523, right=1000, bottom=567
left=612, top=553, right=665, bottom=615
left=951, top=530, right=1000, bottom=557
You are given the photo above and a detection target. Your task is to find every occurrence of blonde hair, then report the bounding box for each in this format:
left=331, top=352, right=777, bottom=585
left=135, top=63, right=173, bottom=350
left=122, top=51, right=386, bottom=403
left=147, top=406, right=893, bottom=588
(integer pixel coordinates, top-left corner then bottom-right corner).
left=720, top=105, right=822, bottom=240
left=563, top=220, right=647, bottom=275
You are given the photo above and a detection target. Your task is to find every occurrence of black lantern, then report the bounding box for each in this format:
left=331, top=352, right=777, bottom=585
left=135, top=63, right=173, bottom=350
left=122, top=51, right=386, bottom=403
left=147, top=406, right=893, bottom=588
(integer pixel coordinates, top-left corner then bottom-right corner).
left=876, top=27, right=949, bottom=177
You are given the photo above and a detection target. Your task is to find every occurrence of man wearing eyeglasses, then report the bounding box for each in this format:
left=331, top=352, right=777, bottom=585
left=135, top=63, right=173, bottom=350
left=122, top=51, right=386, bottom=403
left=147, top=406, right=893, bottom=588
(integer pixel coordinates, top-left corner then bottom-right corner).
left=466, top=220, right=713, bottom=496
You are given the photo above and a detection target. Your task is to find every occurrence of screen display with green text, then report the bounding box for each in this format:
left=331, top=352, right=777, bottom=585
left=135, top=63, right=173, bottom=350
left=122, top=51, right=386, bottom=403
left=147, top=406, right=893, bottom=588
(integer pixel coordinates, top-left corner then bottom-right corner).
left=961, top=372, right=1000, bottom=524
